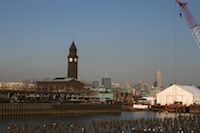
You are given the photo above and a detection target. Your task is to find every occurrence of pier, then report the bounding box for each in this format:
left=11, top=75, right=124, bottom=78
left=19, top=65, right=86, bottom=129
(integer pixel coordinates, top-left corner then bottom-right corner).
left=0, top=103, right=121, bottom=117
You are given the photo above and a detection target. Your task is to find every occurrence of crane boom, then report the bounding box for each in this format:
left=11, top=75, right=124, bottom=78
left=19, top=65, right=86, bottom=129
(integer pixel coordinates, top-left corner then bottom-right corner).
left=176, top=0, right=200, bottom=48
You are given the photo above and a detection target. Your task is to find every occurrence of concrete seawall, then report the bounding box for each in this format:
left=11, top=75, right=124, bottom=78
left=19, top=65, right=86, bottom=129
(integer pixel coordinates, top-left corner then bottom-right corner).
left=0, top=103, right=121, bottom=116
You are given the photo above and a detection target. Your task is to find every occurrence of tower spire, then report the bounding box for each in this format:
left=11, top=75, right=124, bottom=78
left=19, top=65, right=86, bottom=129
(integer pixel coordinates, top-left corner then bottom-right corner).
left=68, top=41, right=78, bottom=79
left=105, top=70, right=107, bottom=78
left=95, top=72, right=98, bottom=81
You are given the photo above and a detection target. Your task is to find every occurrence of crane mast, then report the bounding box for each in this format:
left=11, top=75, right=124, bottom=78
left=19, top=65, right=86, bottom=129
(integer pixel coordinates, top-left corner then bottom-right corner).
left=176, top=0, right=200, bottom=48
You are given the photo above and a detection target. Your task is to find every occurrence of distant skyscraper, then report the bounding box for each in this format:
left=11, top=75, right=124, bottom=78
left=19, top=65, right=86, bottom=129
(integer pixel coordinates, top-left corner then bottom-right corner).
left=102, top=78, right=111, bottom=89
left=92, top=80, right=99, bottom=88
left=138, top=81, right=148, bottom=90
left=92, top=73, right=99, bottom=88
left=112, top=83, right=121, bottom=88
left=154, top=68, right=162, bottom=89
left=125, top=82, right=132, bottom=90
left=102, top=71, right=111, bottom=89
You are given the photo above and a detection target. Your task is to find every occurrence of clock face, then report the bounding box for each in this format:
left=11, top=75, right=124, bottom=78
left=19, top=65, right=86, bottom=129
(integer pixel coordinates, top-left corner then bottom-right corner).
left=74, top=58, right=77, bottom=62
left=69, top=57, right=73, bottom=62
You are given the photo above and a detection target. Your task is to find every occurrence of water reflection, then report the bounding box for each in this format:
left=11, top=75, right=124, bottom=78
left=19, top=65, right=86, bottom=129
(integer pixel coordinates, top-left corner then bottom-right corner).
left=122, top=111, right=193, bottom=120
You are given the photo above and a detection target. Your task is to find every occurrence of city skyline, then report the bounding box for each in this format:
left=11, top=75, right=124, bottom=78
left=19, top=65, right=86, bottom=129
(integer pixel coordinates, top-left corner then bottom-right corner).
left=0, top=0, right=200, bottom=87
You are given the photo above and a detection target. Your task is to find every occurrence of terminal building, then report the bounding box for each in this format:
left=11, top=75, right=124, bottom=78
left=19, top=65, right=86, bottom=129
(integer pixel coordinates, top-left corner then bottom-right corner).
left=37, top=41, right=84, bottom=91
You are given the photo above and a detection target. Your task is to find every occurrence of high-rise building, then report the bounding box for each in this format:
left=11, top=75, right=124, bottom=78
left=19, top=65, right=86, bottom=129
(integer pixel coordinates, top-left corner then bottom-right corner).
left=102, top=78, right=111, bottom=89
left=68, top=41, right=78, bottom=79
left=112, top=83, right=121, bottom=88
left=92, top=80, right=99, bottom=88
left=125, top=82, right=132, bottom=90
left=154, top=68, right=162, bottom=89
left=138, top=81, right=148, bottom=90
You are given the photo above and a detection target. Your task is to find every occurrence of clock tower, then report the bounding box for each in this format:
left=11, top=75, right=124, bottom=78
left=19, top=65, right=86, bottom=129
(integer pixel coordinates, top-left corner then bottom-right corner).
left=68, top=41, right=78, bottom=79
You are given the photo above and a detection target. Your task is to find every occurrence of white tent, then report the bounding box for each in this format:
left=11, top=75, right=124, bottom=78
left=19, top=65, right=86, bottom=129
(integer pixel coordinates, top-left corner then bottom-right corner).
left=156, top=84, right=200, bottom=106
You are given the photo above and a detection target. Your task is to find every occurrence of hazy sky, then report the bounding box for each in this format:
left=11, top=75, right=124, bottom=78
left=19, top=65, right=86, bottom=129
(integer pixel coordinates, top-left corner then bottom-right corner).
left=0, top=0, right=200, bottom=87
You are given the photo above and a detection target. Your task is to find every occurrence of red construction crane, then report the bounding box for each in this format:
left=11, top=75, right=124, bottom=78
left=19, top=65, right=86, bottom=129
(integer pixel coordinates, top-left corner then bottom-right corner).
left=176, top=0, right=200, bottom=48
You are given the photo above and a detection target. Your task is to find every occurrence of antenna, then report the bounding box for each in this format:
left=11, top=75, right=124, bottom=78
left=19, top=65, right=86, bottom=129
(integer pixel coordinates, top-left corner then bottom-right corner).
left=95, top=72, right=98, bottom=81
left=105, top=70, right=107, bottom=78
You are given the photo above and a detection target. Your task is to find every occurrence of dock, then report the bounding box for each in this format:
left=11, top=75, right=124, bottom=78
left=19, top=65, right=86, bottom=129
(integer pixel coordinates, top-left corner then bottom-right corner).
left=0, top=103, right=121, bottom=116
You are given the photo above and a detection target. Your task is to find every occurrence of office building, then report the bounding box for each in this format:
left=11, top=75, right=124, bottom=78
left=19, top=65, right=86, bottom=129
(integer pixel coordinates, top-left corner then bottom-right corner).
left=154, top=68, right=162, bottom=89
left=102, top=78, right=111, bottom=89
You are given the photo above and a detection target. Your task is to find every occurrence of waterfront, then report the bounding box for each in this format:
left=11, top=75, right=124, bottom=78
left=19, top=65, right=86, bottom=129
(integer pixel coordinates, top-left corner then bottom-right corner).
left=1, top=111, right=199, bottom=133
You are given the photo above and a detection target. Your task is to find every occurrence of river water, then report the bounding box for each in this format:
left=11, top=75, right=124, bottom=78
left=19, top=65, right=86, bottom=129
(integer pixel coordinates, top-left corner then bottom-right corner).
left=0, top=111, right=199, bottom=132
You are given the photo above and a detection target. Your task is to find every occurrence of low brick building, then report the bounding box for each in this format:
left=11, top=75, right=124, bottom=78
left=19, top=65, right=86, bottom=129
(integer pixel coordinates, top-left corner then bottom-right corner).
left=37, top=77, right=84, bottom=92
